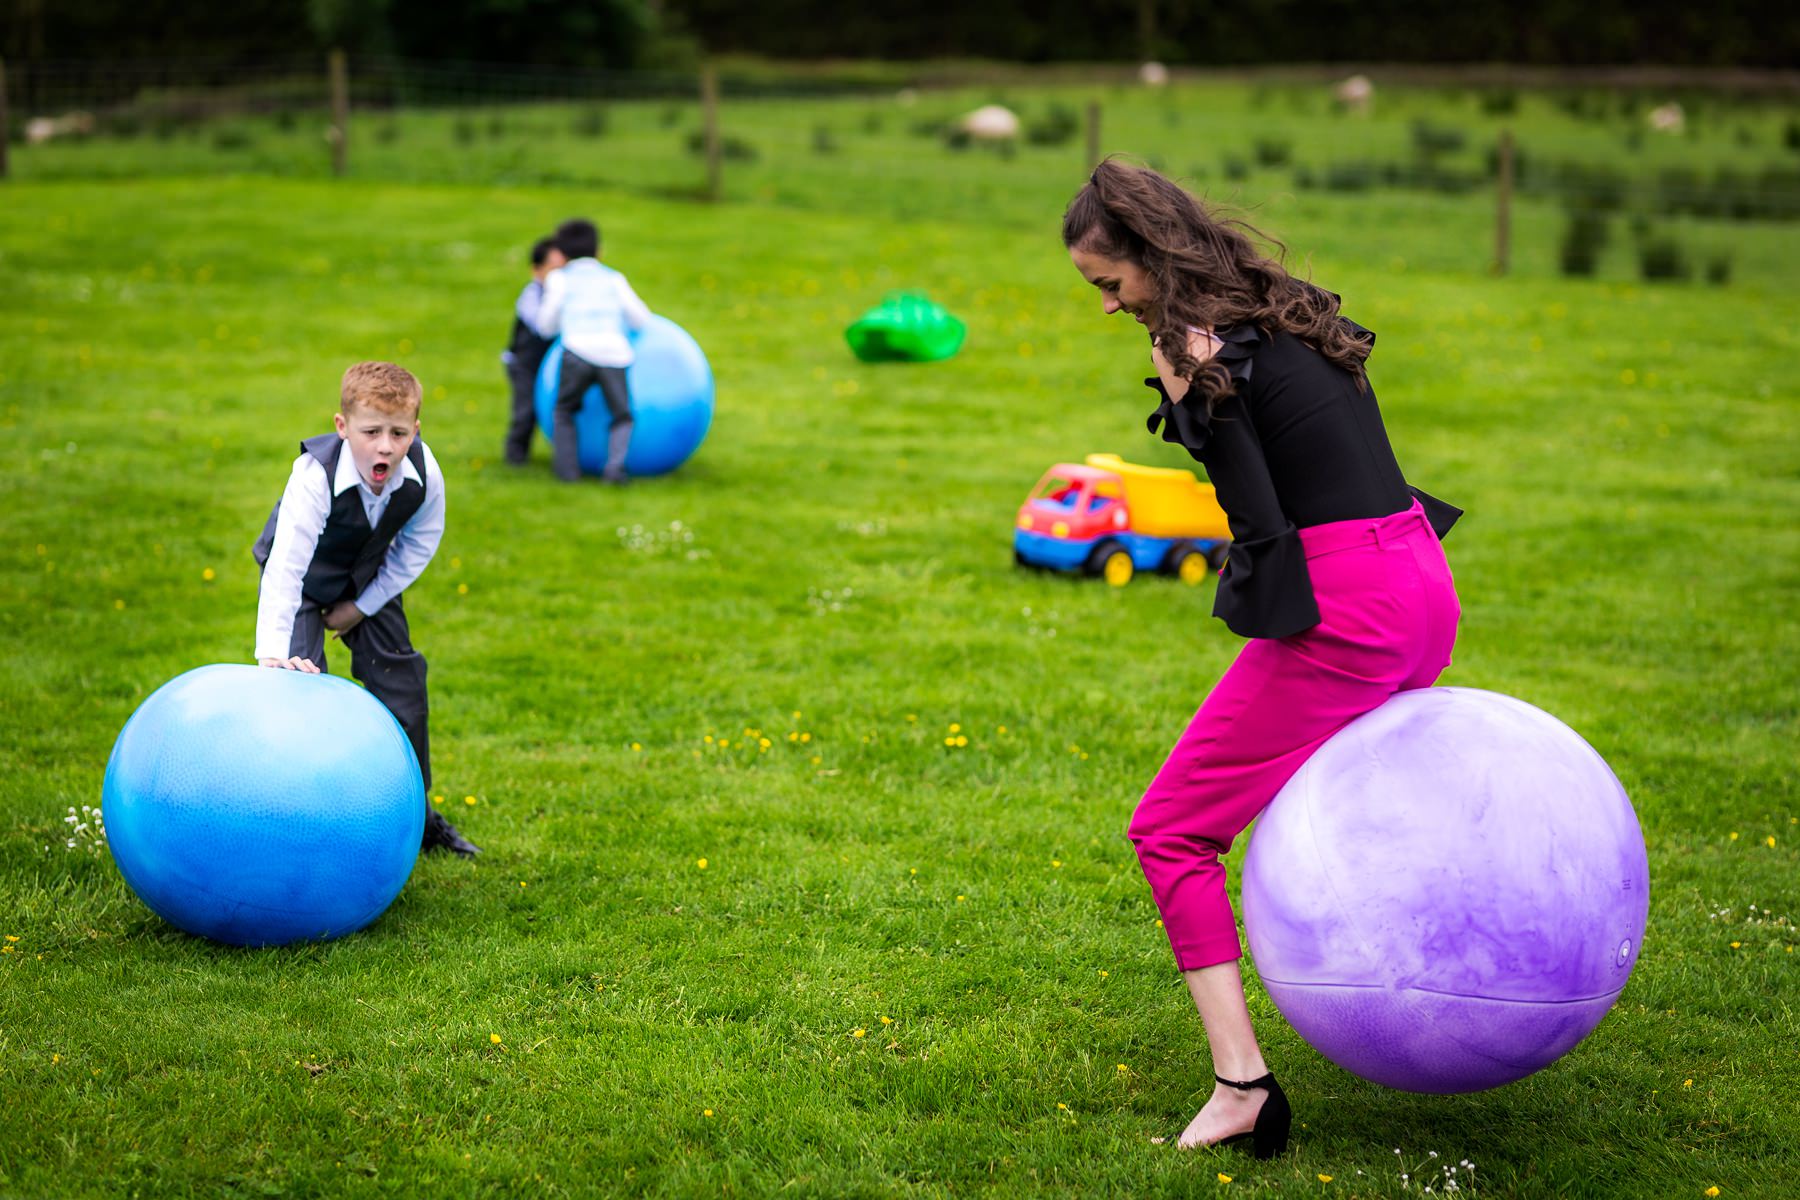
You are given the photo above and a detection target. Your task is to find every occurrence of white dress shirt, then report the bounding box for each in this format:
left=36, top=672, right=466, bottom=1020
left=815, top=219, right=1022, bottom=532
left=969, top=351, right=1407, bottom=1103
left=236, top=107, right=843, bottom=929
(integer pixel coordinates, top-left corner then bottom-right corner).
left=535, top=258, right=650, bottom=368
left=253, top=440, right=445, bottom=661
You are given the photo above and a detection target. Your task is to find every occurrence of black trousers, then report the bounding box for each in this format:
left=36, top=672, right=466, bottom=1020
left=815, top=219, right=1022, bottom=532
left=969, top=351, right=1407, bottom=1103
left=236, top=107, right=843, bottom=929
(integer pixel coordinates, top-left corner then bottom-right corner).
left=289, top=595, right=431, bottom=791
left=503, top=358, right=542, bottom=465
left=552, top=349, right=633, bottom=482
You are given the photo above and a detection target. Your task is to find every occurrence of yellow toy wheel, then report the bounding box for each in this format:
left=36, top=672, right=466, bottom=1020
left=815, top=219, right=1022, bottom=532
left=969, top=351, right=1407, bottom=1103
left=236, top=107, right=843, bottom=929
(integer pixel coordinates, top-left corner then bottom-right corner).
left=1176, top=551, right=1209, bottom=586
left=1102, top=549, right=1134, bottom=587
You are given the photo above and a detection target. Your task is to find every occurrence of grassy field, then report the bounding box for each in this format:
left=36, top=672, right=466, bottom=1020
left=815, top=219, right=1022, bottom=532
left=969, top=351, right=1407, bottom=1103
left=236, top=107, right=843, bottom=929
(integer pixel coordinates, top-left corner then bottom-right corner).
left=14, top=76, right=1800, bottom=287
left=1, top=77, right=1797, bottom=1198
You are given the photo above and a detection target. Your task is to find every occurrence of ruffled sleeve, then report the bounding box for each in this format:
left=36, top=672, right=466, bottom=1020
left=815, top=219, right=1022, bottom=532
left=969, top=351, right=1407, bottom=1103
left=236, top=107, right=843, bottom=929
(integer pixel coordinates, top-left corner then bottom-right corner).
left=1140, top=325, right=1321, bottom=639
left=1204, top=386, right=1321, bottom=639
left=1143, top=376, right=1211, bottom=460
left=1408, top=486, right=1462, bottom=539
left=1142, top=324, right=1264, bottom=462
left=1214, top=525, right=1320, bottom=640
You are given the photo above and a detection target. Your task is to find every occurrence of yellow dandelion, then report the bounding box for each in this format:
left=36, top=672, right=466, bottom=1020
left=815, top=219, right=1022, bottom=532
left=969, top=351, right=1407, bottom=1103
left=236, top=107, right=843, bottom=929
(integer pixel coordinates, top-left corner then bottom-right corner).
left=997, top=725, right=1007, bottom=734
left=52, top=1054, right=61, bottom=1064
left=703, top=1109, right=714, bottom=1118
left=4, top=936, right=17, bottom=942
left=1217, top=1173, right=1232, bottom=1184
left=1731, top=942, right=1741, bottom=949
left=114, top=599, right=125, bottom=610
left=905, top=714, right=917, bottom=722
left=944, top=737, right=956, bottom=747
left=431, top=794, right=443, bottom=805
left=1766, top=836, right=1776, bottom=848
left=792, top=710, right=801, bottom=719
left=202, top=567, right=216, bottom=581
left=450, top=557, right=462, bottom=569
left=1319, top=1174, right=1334, bottom=1183
left=852, top=1028, right=866, bottom=1038
left=788, top=731, right=799, bottom=742
left=463, top=795, right=477, bottom=805
left=719, top=739, right=730, bottom=749
left=457, top=583, right=469, bottom=595
left=697, top=858, right=708, bottom=870
left=1684, top=1078, right=1693, bottom=1087
left=1729, top=832, right=1739, bottom=841
left=704, top=735, right=714, bottom=744
left=954, top=735, right=968, bottom=747
left=949, top=723, right=961, bottom=733
left=1116, top=1063, right=1128, bottom=1074
left=810, top=755, right=822, bottom=765
left=1705, top=1188, right=1720, bottom=1197
left=631, top=742, right=642, bottom=752
left=1098, top=969, right=1109, bottom=978
left=1, top=946, right=13, bottom=954
left=910, top=868, right=918, bottom=875
left=956, top=895, right=966, bottom=902
left=1057, top=1102, right=1068, bottom=1110
left=880, top=1015, right=892, bottom=1025
left=1052, top=859, right=1063, bottom=868
left=1156, top=918, right=1165, bottom=928
left=490, top=1033, right=502, bottom=1045
left=800, top=732, right=811, bottom=743
left=518, top=881, right=526, bottom=889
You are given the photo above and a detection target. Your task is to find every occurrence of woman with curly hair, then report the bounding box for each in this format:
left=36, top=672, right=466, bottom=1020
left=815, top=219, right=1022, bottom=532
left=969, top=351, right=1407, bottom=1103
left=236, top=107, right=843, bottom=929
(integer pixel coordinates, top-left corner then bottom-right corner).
left=1064, top=159, right=1463, bottom=1157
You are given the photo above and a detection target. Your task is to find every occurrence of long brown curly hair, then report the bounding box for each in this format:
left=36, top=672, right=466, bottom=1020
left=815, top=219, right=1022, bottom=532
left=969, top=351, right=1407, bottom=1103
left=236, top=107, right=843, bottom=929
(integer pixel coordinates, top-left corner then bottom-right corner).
left=1062, top=158, right=1371, bottom=412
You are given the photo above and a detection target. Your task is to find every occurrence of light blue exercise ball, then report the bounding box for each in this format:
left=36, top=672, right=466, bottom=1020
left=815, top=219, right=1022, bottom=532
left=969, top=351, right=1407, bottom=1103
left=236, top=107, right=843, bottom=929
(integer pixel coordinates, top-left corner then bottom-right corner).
left=534, top=314, right=715, bottom=477
left=102, top=664, right=424, bottom=947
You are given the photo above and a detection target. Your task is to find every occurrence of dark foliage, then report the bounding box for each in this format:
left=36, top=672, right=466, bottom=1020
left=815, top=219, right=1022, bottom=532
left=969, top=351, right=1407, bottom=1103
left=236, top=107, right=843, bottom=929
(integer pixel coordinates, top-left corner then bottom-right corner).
left=1560, top=207, right=1609, bottom=275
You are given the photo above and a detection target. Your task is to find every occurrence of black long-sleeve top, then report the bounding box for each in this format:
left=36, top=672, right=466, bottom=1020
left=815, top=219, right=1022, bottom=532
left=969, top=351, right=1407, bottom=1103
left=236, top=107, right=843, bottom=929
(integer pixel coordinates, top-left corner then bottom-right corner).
left=1145, top=320, right=1460, bottom=640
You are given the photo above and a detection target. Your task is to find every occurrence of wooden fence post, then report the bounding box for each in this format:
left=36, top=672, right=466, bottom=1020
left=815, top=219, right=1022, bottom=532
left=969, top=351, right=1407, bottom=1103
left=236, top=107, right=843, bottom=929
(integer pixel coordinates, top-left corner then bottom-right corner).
left=1085, top=100, right=1101, bottom=172
left=328, top=48, right=349, bottom=178
left=0, top=57, right=10, bottom=182
left=700, top=62, right=721, bottom=203
left=1493, top=128, right=1514, bottom=275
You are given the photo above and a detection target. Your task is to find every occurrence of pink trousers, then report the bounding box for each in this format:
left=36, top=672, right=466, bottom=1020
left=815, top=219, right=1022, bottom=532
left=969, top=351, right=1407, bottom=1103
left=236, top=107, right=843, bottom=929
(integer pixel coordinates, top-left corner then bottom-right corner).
left=1131, top=500, right=1461, bottom=971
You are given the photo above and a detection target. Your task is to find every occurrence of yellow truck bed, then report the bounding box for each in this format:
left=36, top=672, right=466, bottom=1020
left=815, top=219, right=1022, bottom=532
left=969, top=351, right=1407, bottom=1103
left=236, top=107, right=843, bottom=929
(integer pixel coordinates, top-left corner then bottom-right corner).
left=1085, top=453, right=1231, bottom=542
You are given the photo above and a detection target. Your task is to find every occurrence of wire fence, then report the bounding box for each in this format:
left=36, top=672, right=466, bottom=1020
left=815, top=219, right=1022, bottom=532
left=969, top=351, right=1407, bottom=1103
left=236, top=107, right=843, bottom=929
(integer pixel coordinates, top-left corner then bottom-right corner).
left=6, top=54, right=1798, bottom=283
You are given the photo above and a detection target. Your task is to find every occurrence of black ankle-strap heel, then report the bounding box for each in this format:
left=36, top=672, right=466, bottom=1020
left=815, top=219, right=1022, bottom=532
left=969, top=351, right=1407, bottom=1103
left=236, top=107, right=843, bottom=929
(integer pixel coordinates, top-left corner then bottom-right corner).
left=1211, top=1072, right=1292, bottom=1160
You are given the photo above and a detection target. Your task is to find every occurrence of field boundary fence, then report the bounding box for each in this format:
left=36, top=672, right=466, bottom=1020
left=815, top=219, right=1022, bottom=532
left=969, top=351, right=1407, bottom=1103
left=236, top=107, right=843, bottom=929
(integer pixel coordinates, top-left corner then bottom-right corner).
left=4, top=53, right=1797, bottom=284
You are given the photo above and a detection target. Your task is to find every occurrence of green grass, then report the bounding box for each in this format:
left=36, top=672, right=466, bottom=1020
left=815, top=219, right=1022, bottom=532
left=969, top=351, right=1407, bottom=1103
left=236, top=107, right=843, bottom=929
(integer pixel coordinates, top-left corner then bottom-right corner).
left=2, top=79, right=1798, bottom=1198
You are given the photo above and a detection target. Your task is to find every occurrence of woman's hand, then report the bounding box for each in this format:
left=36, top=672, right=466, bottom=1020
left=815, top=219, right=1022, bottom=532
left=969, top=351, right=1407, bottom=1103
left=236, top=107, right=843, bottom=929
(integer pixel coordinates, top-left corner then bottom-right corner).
left=1150, top=329, right=1222, bottom=403
left=1150, top=337, right=1190, bottom=402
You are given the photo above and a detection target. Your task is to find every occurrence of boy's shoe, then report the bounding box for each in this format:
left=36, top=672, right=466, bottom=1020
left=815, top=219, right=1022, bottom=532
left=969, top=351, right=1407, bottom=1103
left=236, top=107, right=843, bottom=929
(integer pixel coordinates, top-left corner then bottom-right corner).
left=422, top=808, right=481, bottom=857
left=601, top=471, right=631, bottom=486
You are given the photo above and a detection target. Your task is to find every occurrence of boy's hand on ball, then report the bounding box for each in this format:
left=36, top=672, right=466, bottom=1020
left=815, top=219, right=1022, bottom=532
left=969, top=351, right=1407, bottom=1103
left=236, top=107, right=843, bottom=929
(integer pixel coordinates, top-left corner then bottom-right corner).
left=259, top=656, right=321, bottom=673
left=323, top=601, right=364, bottom=637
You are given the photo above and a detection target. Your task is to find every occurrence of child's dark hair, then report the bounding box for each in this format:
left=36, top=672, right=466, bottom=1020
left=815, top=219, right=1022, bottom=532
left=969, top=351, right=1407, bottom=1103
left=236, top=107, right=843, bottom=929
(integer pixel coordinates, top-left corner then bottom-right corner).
left=555, top=218, right=600, bottom=260
left=1063, top=159, right=1371, bottom=412
left=530, top=236, right=557, bottom=267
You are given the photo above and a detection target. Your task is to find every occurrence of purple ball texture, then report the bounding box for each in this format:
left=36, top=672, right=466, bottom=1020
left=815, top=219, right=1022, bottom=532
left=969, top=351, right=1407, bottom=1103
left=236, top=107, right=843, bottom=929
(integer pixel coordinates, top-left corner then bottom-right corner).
left=1242, top=687, right=1648, bottom=1093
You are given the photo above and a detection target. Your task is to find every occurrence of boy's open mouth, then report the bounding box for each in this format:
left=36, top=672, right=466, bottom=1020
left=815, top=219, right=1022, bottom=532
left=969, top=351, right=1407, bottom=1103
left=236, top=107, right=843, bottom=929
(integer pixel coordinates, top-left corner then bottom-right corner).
left=371, top=462, right=391, bottom=482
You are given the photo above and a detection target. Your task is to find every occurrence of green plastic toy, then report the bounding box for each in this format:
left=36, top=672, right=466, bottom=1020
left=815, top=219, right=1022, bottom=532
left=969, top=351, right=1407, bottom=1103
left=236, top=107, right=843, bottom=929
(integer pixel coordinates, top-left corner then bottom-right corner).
left=844, top=291, right=967, bottom=363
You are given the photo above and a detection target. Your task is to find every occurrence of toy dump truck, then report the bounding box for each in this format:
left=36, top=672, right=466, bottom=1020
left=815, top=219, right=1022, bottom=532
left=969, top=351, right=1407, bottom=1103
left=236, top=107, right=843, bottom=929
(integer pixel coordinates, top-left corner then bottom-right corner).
left=1013, top=453, right=1231, bottom=586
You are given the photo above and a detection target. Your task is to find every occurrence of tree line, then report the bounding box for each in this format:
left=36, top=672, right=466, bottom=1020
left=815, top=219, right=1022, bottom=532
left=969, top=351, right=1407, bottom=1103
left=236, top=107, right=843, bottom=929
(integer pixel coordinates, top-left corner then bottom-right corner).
left=4, top=0, right=1793, bottom=71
